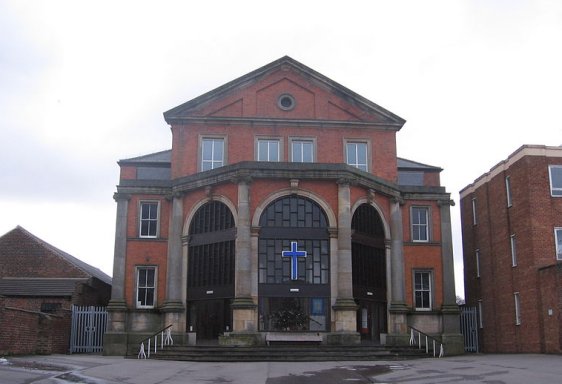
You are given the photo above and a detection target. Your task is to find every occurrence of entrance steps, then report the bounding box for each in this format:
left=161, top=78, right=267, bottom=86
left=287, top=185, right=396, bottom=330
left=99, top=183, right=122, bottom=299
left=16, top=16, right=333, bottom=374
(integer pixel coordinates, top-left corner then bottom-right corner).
left=138, top=345, right=429, bottom=362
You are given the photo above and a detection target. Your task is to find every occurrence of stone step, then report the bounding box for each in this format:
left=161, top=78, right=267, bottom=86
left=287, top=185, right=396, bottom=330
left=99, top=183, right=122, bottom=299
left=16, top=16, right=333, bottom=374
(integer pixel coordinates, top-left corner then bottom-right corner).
left=135, top=345, right=430, bottom=362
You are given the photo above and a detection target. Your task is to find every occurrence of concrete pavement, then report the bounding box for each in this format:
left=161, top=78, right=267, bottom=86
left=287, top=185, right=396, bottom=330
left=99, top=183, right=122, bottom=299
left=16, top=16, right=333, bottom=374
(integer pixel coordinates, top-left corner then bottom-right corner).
left=1, top=353, right=561, bottom=383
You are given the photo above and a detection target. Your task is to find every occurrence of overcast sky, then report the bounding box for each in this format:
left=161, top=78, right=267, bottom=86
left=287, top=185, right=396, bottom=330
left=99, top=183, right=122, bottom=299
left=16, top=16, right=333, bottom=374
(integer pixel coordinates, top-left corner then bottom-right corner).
left=1, top=0, right=561, bottom=298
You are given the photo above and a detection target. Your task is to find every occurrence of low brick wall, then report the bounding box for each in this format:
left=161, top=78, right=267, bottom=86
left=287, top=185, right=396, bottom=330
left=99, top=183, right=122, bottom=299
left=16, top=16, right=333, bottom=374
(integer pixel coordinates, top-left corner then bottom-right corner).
left=0, top=297, right=71, bottom=355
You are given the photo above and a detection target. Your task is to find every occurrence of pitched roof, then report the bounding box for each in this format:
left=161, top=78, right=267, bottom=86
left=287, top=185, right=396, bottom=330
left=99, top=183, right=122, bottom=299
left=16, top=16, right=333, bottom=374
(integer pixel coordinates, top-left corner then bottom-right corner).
left=0, top=226, right=112, bottom=285
left=0, top=278, right=88, bottom=297
left=118, top=149, right=172, bottom=165
left=163, top=56, right=406, bottom=126
left=397, top=157, right=442, bottom=171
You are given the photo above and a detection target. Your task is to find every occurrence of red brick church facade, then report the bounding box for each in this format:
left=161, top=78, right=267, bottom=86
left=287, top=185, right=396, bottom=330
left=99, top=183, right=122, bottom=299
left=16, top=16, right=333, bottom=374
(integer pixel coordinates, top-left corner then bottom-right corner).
left=104, top=57, right=462, bottom=354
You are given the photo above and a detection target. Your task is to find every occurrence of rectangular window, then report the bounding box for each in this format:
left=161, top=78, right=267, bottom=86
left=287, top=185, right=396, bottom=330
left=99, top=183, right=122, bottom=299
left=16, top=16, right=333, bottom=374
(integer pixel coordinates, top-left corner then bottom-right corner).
left=555, top=228, right=562, bottom=260
left=257, top=139, right=280, bottom=162
left=346, top=142, right=368, bottom=171
left=201, top=138, right=224, bottom=171
left=514, top=292, right=521, bottom=325
left=549, top=165, right=562, bottom=196
left=137, top=267, right=156, bottom=308
left=505, top=176, right=513, bottom=207
left=414, top=271, right=432, bottom=310
left=478, top=300, right=483, bottom=329
left=411, top=206, right=429, bottom=242
left=510, top=234, right=517, bottom=267
left=472, top=197, right=477, bottom=225
left=139, top=201, right=159, bottom=238
left=291, top=139, right=314, bottom=163
left=476, top=249, right=480, bottom=278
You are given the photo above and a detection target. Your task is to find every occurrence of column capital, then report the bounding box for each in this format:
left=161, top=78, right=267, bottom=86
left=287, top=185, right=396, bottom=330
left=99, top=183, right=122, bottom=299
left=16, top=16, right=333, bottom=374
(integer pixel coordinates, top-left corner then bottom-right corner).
left=113, top=192, right=131, bottom=202
left=437, top=199, right=455, bottom=207
left=231, top=175, right=253, bottom=185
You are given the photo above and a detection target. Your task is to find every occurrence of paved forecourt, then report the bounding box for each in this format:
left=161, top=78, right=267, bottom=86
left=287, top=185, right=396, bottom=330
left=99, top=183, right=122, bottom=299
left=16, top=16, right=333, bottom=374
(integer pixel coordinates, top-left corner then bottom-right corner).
left=1, top=353, right=562, bottom=384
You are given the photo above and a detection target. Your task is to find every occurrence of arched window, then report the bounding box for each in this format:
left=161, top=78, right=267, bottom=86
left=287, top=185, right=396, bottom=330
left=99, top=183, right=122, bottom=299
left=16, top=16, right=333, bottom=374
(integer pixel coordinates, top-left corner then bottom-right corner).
left=258, top=195, right=330, bottom=332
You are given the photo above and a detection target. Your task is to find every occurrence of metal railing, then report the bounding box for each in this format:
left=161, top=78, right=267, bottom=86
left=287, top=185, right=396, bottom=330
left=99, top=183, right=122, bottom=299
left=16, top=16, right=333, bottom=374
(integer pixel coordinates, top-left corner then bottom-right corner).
left=408, top=326, right=444, bottom=358
left=138, top=324, right=174, bottom=359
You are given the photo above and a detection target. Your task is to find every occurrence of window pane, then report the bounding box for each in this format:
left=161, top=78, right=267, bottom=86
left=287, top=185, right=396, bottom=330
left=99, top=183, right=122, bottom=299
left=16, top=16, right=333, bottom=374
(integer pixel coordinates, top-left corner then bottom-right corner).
left=346, top=143, right=356, bottom=164
left=302, top=142, right=313, bottom=162
left=258, top=141, right=268, bottom=161
left=202, top=140, right=213, bottom=161
left=213, top=140, right=223, bottom=161
left=555, top=228, right=562, bottom=260
left=550, top=166, right=562, bottom=195
left=269, top=141, right=279, bottom=161
left=292, top=142, right=302, bottom=162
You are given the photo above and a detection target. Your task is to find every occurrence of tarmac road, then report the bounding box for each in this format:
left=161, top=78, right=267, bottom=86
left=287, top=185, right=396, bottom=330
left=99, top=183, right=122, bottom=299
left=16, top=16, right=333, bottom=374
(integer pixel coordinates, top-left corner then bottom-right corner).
left=0, top=353, right=561, bottom=384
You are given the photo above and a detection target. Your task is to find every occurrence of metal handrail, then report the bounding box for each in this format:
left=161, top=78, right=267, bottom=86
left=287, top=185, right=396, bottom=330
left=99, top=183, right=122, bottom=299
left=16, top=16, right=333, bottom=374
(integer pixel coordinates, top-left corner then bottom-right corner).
left=138, top=324, right=174, bottom=359
left=408, top=326, right=444, bottom=358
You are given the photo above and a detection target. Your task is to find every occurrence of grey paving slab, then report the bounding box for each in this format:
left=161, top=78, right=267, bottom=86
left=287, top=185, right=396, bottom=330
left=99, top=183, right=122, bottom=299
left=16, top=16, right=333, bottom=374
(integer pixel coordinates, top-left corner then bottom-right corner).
left=1, top=354, right=561, bottom=384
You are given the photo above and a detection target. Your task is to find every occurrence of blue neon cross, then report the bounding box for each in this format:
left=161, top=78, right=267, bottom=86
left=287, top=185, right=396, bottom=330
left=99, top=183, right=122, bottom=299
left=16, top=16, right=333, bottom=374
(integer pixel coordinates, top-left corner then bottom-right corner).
left=282, top=241, right=307, bottom=280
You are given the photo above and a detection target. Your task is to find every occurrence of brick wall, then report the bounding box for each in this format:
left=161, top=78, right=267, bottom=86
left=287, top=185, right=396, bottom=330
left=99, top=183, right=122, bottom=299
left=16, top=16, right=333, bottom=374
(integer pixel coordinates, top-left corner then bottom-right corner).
left=0, top=296, right=71, bottom=355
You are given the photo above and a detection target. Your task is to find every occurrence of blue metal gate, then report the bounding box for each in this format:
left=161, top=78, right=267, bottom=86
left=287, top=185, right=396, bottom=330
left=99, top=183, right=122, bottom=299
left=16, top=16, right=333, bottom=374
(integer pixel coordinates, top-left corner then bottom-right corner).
left=70, top=305, right=107, bottom=353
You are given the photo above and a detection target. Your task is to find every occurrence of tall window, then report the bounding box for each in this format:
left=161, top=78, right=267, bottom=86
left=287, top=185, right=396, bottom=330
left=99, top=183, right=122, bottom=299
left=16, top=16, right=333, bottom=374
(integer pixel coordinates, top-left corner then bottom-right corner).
left=476, top=249, right=481, bottom=278
left=137, top=266, right=156, bottom=308
left=549, top=165, right=562, bottom=196
left=201, top=138, right=224, bottom=171
left=411, top=206, right=429, bottom=242
left=291, top=139, right=314, bottom=163
left=346, top=142, right=368, bottom=171
left=472, top=197, right=478, bottom=225
left=554, top=228, right=562, bottom=260
left=478, top=300, right=484, bottom=329
left=257, top=139, right=280, bottom=162
left=505, top=176, right=513, bottom=207
left=510, top=234, right=517, bottom=267
left=514, top=292, right=521, bottom=325
left=139, top=201, right=159, bottom=238
left=414, top=271, right=432, bottom=310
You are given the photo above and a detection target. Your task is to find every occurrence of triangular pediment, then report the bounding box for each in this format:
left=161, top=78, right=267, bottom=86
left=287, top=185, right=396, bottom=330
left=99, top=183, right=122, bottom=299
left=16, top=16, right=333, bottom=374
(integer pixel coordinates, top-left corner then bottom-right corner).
left=164, top=56, right=405, bottom=129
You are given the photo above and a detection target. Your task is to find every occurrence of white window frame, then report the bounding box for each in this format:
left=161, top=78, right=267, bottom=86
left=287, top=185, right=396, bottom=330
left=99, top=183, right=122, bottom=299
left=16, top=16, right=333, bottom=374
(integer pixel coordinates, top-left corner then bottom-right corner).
left=413, top=270, right=432, bottom=311
left=200, top=136, right=226, bottom=171
left=476, top=249, right=480, bottom=278
left=136, top=266, right=157, bottom=309
left=510, top=234, right=517, bottom=267
left=548, top=165, right=562, bottom=197
left=554, top=228, right=562, bottom=261
left=472, top=197, right=477, bottom=225
left=505, top=175, right=513, bottom=207
left=345, top=140, right=369, bottom=172
left=139, top=201, right=160, bottom=238
left=411, top=206, right=430, bottom=242
left=256, top=138, right=282, bottom=162
left=478, top=300, right=484, bottom=329
left=289, top=137, right=315, bottom=163
left=514, top=292, right=521, bottom=325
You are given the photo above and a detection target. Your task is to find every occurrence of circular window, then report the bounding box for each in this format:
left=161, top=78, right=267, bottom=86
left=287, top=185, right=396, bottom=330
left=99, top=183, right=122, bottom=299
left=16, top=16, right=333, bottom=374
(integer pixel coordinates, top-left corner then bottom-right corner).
left=278, top=94, right=295, bottom=111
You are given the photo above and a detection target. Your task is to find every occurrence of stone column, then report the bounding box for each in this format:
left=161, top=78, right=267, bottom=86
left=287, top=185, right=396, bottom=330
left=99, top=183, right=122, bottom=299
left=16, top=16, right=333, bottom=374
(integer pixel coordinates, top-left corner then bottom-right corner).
left=104, top=193, right=129, bottom=355
left=439, top=199, right=464, bottom=355
left=387, top=197, right=409, bottom=344
left=330, top=180, right=359, bottom=344
left=224, top=178, right=258, bottom=346
left=162, top=194, right=186, bottom=335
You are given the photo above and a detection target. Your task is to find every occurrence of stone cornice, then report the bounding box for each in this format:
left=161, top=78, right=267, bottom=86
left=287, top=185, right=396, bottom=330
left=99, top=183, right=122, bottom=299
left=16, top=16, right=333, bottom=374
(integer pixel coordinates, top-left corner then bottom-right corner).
left=116, top=162, right=450, bottom=199
left=165, top=116, right=402, bottom=131
left=170, top=162, right=402, bottom=198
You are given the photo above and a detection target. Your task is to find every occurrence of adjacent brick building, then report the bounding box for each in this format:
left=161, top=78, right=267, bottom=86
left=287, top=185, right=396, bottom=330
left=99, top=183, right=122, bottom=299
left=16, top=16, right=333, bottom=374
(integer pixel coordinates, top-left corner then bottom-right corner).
left=460, top=145, right=562, bottom=353
left=104, top=56, right=463, bottom=355
left=0, top=226, right=112, bottom=355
